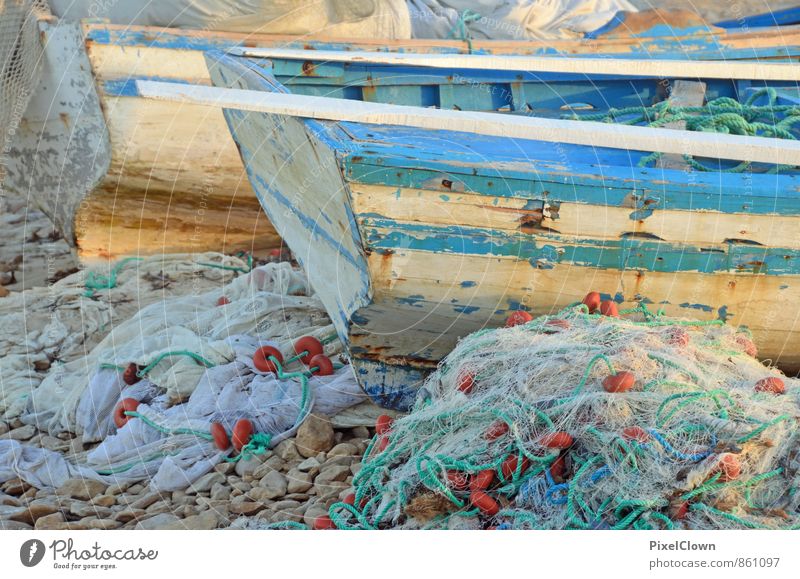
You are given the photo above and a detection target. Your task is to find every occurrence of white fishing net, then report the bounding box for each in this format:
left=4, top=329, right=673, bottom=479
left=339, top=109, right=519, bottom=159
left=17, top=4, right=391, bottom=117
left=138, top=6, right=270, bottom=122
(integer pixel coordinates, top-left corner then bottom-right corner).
left=0, top=0, right=49, bottom=185
left=331, top=300, right=800, bottom=530
left=0, top=252, right=246, bottom=419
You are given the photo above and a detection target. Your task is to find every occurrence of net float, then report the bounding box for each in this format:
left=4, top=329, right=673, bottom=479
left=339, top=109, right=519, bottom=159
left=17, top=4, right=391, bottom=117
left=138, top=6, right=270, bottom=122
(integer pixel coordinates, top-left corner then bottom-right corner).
left=599, top=300, right=619, bottom=317
left=469, top=469, right=496, bottom=491
left=313, top=515, right=337, bottom=530
left=484, top=421, right=510, bottom=440
left=376, top=435, right=390, bottom=452
left=309, top=354, right=334, bottom=376
left=216, top=296, right=230, bottom=306
left=755, top=377, right=785, bottom=395
left=446, top=470, right=470, bottom=491
left=671, top=501, right=690, bottom=520
left=470, top=491, right=500, bottom=516
left=376, top=414, right=394, bottom=435
left=113, top=398, right=140, bottom=429
left=253, top=345, right=284, bottom=374
left=232, top=418, right=254, bottom=451
left=622, top=426, right=650, bottom=443
left=505, top=310, right=533, bottom=327
left=500, top=454, right=531, bottom=479
left=603, top=371, right=635, bottom=393
left=713, top=453, right=741, bottom=482
left=122, top=362, right=141, bottom=386
left=582, top=292, right=602, bottom=312
left=539, top=431, right=574, bottom=449
left=735, top=335, right=758, bottom=357
left=210, top=422, right=230, bottom=451
left=457, top=371, right=475, bottom=394
left=293, top=335, right=324, bottom=365
left=269, top=248, right=282, bottom=257
left=343, top=493, right=356, bottom=506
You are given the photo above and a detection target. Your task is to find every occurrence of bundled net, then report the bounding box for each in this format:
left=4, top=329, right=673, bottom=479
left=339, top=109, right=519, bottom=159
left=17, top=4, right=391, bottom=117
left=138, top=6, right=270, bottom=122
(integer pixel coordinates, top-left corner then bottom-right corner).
left=327, top=298, right=800, bottom=530
left=0, top=0, right=50, bottom=183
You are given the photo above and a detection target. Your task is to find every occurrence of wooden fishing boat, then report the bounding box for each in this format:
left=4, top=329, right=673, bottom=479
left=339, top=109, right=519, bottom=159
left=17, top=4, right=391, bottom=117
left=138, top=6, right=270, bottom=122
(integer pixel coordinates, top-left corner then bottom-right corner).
left=138, top=47, right=800, bottom=409
left=6, top=11, right=800, bottom=260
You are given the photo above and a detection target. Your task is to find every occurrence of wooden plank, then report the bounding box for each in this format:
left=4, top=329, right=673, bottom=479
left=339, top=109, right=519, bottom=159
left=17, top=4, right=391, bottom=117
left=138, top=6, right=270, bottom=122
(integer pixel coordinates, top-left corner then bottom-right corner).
left=137, top=80, right=800, bottom=166
left=232, top=48, right=800, bottom=81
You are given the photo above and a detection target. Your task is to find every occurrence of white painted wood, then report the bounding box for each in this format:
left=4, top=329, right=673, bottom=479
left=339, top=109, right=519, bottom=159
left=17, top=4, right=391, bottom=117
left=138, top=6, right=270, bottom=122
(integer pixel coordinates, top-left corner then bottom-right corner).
left=136, top=80, right=800, bottom=166
left=232, top=47, right=800, bottom=81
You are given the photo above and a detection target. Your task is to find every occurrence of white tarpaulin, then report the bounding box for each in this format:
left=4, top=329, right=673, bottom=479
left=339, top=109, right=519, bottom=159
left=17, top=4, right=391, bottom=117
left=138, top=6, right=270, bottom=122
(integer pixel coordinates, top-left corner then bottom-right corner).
left=48, top=0, right=632, bottom=40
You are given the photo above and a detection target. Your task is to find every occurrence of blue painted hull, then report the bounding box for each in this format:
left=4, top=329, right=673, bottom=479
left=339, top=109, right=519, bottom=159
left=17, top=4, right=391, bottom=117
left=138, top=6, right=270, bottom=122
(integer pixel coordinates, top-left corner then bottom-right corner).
left=207, top=49, right=800, bottom=410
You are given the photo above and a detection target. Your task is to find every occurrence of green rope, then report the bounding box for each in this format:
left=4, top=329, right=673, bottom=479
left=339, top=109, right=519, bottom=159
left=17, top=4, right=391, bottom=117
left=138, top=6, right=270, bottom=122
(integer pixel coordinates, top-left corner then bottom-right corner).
left=448, top=9, right=481, bottom=54
left=83, top=257, right=143, bottom=297
left=196, top=252, right=253, bottom=274
left=135, top=350, right=217, bottom=378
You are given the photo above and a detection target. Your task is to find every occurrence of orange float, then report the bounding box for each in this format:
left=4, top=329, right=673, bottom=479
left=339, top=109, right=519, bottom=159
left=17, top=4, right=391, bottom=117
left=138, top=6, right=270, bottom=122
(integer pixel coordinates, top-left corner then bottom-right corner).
left=582, top=292, right=601, bottom=312
left=500, top=455, right=531, bottom=479
left=375, top=415, right=394, bottom=435
left=447, top=471, right=470, bottom=491
left=232, top=418, right=254, bottom=451
left=113, top=398, right=140, bottom=429
left=539, top=432, right=574, bottom=449
left=599, top=300, right=619, bottom=317
left=210, top=422, right=230, bottom=451
left=484, top=421, right=509, bottom=440
left=253, top=346, right=284, bottom=374
left=457, top=371, right=475, bottom=394
left=622, top=426, right=650, bottom=443
left=313, top=515, right=337, bottom=530
left=755, top=377, right=785, bottom=395
left=309, top=354, right=334, bottom=376
left=294, top=336, right=324, bottom=365
left=216, top=296, right=230, bottom=306
left=122, top=363, right=141, bottom=386
left=603, top=371, right=635, bottom=393
left=469, top=469, right=496, bottom=491
left=470, top=491, right=500, bottom=516
left=505, top=311, right=533, bottom=327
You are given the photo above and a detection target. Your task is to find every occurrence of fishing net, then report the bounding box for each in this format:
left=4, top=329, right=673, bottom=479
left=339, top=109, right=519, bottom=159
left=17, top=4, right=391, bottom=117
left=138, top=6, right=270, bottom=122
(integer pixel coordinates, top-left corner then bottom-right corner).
left=567, top=87, right=800, bottom=173
left=327, top=298, right=800, bottom=530
left=0, top=0, right=49, bottom=184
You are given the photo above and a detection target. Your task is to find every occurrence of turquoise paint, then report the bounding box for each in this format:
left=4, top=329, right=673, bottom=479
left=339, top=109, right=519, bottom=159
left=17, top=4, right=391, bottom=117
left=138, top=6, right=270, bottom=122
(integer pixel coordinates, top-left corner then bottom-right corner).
left=439, top=194, right=450, bottom=201
left=397, top=294, right=426, bottom=308
left=717, top=305, right=733, bottom=321
left=361, top=217, right=800, bottom=276
left=460, top=281, right=477, bottom=287
left=453, top=305, right=480, bottom=314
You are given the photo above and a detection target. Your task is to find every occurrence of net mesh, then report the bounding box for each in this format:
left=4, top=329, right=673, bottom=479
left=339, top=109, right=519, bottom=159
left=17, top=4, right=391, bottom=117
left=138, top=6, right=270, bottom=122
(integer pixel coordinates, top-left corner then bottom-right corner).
left=0, top=0, right=50, bottom=186
left=329, top=300, right=800, bottom=530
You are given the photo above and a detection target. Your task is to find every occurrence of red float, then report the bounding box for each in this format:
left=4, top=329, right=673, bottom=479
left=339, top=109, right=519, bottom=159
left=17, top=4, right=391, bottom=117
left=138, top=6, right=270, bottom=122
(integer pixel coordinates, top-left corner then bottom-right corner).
left=672, top=501, right=690, bottom=520
left=735, top=335, right=758, bottom=357
left=122, top=363, right=141, bottom=386
left=313, top=515, right=337, bottom=530
left=447, top=470, right=470, bottom=491
left=539, top=431, right=574, bottom=449
left=755, top=377, right=785, bottom=395
left=457, top=371, right=475, bottom=394
left=713, top=453, right=742, bottom=482
left=603, top=371, right=636, bottom=393
left=294, top=336, right=324, bottom=365
left=622, top=426, right=650, bottom=443
left=470, top=491, right=500, bottom=516
left=599, top=300, right=619, bottom=317
left=549, top=455, right=566, bottom=480
left=469, top=469, right=496, bottom=491
left=668, top=328, right=690, bottom=347
left=375, top=415, right=394, bottom=435
left=376, top=436, right=390, bottom=453
left=210, top=422, right=230, bottom=451
left=309, top=354, right=334, bottom=376
left=216, top=296, right=230, bottom=306
left=500, top=455, right=531, bottom=479
left=253, top=346, right=284, bottom=374
left=545, top=319, right=570, bottom=330
left=232, top=418, right=254, bottom=451
left=505, top=311, right=533, bottom=327
left=582, top=292, right=602, bottom=313
left=113, top=398, right=140, bottom=429
left=484, top=421, right=509, bottom=440
left=343, top=494, right=356, bottom=506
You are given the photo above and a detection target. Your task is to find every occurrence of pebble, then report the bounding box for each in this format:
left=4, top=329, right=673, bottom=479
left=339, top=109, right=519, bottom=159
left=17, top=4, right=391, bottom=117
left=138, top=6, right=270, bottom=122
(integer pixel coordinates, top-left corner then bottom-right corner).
left=257, top=471, right=288, bottom=500
left=286, top=469, right=314, bottom=494
left=210, top=482, right=231, bottom=501
left=164, top=511, right=219, bottom=530
left=69, top=502, right=111, bottom=519
left=351, top=426, right=370, bottom=439
left=328, top=442, right=359, bottom=458
left=296, top=456, right=321, bottom=473
left=40, top=435, right=70, bottom=452
left=234, top=457, right=262, bottom=478
left=131, top=492, right=163, bottom=510
left=9, top=499, right=59, bottom=525
left=274, top=439, right=302, bottom=461
left=316, top=464, right=351, bottom=484
left=0, top=422, right=8, bottom=436
left=86, top=518, right=122, bottom=530
left=92, top=495, right=116, bottom=508
left=34, top=512, right=66, bottom=530
left=296, top=414, right=336, bottom=458
left=229, top=502, right=266, bottom=516
left=106, top=482, right=129, bottom=495
left=114, top=508, right=146, bottom=523
left=188, top=471, right=225, bottom=495
left=7, top=424, right=36, bottom=441
left=253, top=456, right=285, bottom=480
left=135, top=513, right=181, bottom=530
left=57, top=478, right=107, bottom=501
left=2, top=478, right=31, bottom=495
left=214, top=461, right=235, bottom=475
left=0, top=519, right=33, bottom=530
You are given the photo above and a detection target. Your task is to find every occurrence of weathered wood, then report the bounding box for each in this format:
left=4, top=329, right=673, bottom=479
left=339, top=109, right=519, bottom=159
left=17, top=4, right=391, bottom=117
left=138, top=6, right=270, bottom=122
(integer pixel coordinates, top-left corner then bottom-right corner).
left=137, top=80, right=800, bottom=166
left=234, top=48, right=800, bottom=80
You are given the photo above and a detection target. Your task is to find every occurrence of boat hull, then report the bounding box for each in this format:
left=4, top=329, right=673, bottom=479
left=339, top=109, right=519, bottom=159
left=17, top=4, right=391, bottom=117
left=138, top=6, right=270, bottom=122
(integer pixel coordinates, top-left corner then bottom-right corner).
left=208, top=50, right=800, bottom=409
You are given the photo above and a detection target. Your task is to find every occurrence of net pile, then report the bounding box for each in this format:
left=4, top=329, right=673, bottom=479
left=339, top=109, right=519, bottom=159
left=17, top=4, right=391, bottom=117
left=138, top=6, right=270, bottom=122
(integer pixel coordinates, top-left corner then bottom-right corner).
left=0, top=0, right=49, bottom=184
left=328, top=299, right=800, bottom=530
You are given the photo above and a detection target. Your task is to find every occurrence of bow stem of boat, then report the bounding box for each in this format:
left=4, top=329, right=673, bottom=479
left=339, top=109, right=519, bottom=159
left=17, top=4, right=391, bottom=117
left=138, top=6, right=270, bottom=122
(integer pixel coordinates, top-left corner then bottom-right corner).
left=136, top=80, right=800, bottom=166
